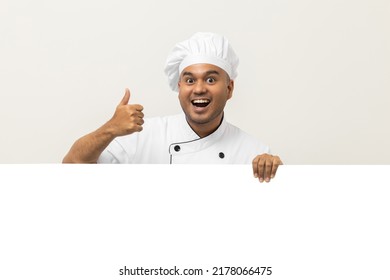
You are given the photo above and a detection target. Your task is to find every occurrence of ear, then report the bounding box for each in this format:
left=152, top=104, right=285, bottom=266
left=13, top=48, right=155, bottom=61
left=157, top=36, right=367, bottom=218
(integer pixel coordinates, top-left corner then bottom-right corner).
left=227, top=79, right=234, bottom=100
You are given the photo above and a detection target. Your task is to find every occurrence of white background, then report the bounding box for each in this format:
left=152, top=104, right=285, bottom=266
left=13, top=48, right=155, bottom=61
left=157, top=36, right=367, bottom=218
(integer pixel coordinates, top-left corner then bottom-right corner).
left=0, top=0, right=389, bottom=163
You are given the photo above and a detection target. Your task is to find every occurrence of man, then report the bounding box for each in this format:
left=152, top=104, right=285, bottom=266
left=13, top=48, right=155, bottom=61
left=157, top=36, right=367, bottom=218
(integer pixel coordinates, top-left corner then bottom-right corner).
left=63, top=32, right=282, bottom=183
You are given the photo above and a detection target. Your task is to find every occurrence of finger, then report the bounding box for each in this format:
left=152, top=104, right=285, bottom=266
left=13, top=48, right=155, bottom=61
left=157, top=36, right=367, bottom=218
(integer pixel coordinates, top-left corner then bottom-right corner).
left=133, top=104, right=144, bottom=111
left=137, top=118, right=144, bottom=125
left=270, top=157, right=282, bottom=179
left=257, top=156, right=266, bottom=183
left=252, top=156, right=260, bottom=178
left=119, top=88, right=131, bottom=106
left=264, top=157, right=273, bottom=183
left=135, top=125, right=143, bottom=132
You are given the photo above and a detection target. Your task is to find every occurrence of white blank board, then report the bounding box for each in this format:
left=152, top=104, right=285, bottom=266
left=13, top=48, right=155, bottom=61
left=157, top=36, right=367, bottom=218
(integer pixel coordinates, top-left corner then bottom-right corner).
left=0, top=165, right=389, bottom=279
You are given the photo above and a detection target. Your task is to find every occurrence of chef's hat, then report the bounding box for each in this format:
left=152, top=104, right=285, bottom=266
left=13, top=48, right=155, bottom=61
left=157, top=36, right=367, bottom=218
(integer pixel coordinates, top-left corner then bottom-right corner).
left=164, top=32, right=239, bottom=92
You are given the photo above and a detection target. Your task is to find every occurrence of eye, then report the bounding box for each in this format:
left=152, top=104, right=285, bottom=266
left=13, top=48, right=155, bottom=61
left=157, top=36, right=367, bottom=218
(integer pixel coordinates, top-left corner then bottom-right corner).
left=186, top=78, right=195, bottom=84
left=206, top=77, right=216, bottom=84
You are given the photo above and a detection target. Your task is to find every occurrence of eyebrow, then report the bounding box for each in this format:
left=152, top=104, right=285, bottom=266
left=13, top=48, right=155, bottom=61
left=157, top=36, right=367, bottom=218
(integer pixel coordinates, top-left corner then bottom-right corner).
left=181, top=70, right=221, bottom=77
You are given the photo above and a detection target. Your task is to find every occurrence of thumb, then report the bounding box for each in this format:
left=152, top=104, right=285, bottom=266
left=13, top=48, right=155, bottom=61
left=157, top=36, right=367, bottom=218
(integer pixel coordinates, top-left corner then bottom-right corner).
left=119, top=88, right=131, bottom=105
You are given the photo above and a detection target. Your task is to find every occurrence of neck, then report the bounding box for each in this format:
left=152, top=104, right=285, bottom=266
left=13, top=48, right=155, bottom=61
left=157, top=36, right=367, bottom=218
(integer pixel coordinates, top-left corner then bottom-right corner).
left=186, top=113, right=224, bottom=138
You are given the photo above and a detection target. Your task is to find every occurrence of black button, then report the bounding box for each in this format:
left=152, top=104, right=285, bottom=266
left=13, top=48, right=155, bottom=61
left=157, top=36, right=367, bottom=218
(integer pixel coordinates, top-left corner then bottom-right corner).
left=174, top=145, right=181, bottom=152
left=219, top=152, right=225, bottom=159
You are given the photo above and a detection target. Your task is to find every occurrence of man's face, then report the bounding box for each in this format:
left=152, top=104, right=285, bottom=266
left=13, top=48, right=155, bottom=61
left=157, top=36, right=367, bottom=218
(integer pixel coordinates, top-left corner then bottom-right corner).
left=178, top=63, right=234, bottom=135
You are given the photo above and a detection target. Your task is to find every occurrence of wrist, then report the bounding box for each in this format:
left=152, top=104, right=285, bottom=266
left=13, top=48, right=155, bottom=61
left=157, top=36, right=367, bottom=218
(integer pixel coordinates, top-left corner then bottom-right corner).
left=96, top=121, right=119, bottom=140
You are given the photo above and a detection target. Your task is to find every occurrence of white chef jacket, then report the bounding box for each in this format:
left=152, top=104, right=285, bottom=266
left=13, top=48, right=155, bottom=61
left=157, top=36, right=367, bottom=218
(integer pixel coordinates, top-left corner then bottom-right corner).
left=97, top=114, right=269, bottom=164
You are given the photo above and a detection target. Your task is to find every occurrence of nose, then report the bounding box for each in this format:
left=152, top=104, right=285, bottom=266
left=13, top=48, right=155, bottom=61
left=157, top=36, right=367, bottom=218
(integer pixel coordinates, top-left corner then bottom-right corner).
left=193, top=80, right=207, bottom=94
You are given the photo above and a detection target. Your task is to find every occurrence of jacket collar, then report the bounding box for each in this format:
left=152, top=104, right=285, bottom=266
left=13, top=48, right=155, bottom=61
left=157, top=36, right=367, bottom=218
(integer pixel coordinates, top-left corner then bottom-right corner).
left=169, top=113, right=228, bottom=155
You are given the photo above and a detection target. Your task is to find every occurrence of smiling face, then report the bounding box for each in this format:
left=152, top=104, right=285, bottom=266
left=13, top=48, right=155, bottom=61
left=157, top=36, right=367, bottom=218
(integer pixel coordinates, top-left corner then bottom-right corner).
left=178, top=63, right=234, bottom=138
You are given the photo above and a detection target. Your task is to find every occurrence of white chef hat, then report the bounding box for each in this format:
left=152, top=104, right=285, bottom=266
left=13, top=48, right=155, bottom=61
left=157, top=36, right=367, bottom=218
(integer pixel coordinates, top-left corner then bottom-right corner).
left=164, top=32, right=239, bottom=92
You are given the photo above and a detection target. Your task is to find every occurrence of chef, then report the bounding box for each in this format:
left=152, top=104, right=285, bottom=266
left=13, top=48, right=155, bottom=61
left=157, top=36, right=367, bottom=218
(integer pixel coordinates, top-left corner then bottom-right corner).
left=63, top=32, right=283, bottom=183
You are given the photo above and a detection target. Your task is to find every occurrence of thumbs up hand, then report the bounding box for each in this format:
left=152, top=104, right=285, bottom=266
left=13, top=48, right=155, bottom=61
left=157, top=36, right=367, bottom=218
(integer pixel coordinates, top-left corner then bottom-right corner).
left=107, top=88, right=144, bottom=137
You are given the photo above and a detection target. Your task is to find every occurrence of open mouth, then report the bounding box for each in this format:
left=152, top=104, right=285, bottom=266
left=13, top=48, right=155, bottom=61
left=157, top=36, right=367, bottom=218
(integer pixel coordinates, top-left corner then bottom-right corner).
left=191, top=99, right=210, bottom=108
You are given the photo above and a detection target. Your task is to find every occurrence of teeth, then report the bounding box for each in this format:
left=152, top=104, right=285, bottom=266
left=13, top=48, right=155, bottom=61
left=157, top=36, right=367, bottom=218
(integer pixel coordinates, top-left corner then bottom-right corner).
left=192, top=99, right=210, bottom=104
